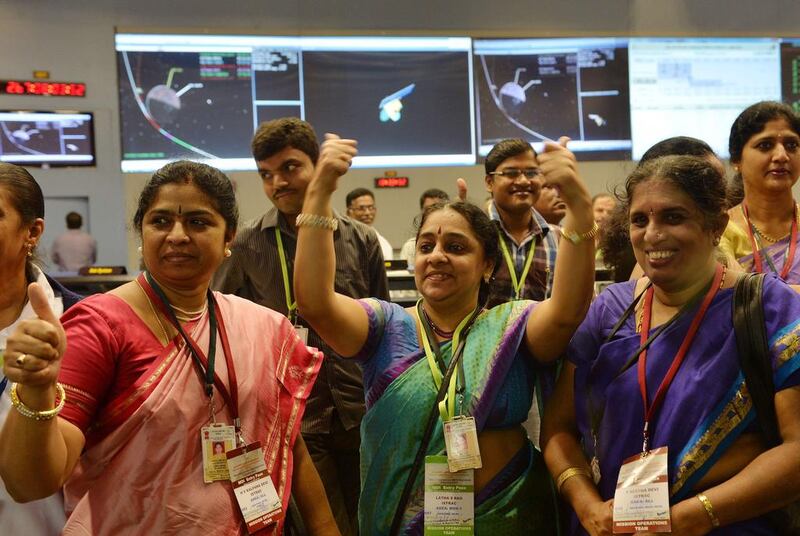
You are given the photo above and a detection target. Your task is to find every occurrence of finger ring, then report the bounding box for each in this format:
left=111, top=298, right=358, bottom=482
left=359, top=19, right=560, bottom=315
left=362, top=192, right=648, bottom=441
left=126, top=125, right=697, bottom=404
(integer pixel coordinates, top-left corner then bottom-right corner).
left=16, top=354, right=27, bottom=367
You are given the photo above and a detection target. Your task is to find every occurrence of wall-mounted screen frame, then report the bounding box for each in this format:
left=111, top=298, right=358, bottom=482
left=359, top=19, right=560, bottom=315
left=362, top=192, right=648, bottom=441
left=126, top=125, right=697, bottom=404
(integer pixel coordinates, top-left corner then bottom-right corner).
left=0, top=110, right=95, bottom=167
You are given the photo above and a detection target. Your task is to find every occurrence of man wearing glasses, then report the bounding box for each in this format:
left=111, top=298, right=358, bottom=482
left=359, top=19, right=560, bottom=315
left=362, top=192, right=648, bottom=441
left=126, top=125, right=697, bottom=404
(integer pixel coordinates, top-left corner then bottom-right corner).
left=345, top=187, right=394, bottom=260
left=483, top=138, right=559, bottom=308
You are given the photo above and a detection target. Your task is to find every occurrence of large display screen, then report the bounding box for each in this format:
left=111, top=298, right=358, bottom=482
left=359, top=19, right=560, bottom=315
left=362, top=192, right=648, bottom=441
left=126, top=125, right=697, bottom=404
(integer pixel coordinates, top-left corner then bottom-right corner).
left=0, top=111, right=95, bottom=166
left=628, top=38, right=782, bottom=159
left=782, top=38, right=800, bottom=114
left=116, top=34, right=474, bottom=172
left=473, top=38, right=631, bottom=160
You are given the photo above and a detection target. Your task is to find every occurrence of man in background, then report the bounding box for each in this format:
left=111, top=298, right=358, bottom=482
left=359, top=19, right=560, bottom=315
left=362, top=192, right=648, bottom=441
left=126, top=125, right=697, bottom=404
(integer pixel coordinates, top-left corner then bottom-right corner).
left=213, top=118, right=388, bottom=536
left=50, top=211, right=97, bottom=272
left=345, top=187, right=393, bottom=260
left=533, top=184, right=567, bottom=227
left=399, top=188, right=450, bottom=267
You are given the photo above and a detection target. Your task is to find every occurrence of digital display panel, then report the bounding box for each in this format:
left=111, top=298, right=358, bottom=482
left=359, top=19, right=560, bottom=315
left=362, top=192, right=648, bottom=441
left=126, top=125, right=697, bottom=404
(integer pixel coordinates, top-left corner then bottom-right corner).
left=0, top=111, right=95, bottom=166
left=116, top=34, right=474, bottom=172
left=781, top=39, right=800, bottom=113
left=473, top=38, right=631, bottom=160
left=629, top=38, right=782, bottom=159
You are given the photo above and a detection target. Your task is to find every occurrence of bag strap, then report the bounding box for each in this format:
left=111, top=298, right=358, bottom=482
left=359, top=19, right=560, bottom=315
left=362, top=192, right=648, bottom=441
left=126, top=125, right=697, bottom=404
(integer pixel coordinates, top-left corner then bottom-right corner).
left=732, top=273, right=781, bottom=447
left=388, top=306, right=482, bottom=536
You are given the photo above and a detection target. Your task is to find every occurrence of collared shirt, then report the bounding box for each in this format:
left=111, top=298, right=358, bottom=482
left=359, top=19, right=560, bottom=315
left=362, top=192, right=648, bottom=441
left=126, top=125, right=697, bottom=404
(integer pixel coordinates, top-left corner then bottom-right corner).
left=51, top=230, right=97, bottom=272
left=486, top=200, right=558, bottom=308
left=212, top=207, right=389, bottom=433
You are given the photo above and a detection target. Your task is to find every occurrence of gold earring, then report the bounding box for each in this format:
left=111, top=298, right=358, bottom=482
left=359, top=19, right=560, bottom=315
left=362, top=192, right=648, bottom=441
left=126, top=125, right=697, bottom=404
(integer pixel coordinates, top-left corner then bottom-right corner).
left=26, top=243, right=34, bottom=257
left=224, top=248, right=232, bottom=258
left=137, top=245, right=143, bottom=254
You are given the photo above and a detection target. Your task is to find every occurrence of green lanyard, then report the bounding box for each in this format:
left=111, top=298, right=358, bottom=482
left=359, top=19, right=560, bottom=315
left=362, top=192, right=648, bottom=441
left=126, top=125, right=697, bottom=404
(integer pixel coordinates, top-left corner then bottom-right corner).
left=497, top=230, right=537, bottom=300
left=274, top=227, right=298, bottom=324
left=416, top=299, right=477, bottom=422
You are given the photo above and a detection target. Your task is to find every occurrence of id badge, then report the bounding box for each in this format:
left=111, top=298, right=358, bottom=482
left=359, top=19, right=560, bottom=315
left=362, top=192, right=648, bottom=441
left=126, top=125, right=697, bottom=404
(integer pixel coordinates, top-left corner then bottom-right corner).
left=226, top=441, right=283, bottom=534
left=295, top=326, right=309, bottom=345
left=443, top=416, right=482, bottom=472
left=612, top=446, right=671, bottom=533
left=201, top=423, right=236, bottom=483
left=424, top=455, right=474, bottom=535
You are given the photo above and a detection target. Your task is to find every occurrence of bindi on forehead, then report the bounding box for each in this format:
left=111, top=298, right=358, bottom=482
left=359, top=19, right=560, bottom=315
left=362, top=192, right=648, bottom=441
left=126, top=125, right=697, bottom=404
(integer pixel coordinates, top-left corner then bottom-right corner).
left=437, top=226, right=442, bottom=235
left=178, top=205, right=182, bottom=215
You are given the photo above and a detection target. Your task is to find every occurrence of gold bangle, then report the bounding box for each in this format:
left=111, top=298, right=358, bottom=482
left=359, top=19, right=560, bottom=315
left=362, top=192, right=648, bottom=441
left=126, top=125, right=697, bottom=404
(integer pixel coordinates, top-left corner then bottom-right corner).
left=696, top=493, right=720, bottom=528
left=9, top=383, right=66, bottom=421
left=559, top=221, right=599, bottom=245
left=295, top=213, right=338, bottom=231
left=556, top=466, right=592, bottom=493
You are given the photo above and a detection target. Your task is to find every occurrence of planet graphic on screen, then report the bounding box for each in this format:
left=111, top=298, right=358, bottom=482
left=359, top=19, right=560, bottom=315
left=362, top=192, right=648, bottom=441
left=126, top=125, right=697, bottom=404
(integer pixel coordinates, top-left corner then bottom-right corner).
left=145, top=84, right=181, bottom=125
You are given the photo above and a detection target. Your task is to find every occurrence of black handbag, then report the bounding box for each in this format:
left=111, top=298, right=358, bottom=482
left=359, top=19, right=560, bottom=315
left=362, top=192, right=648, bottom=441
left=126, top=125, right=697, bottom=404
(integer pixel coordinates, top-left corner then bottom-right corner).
left=732, top=273, right=800, bottom=535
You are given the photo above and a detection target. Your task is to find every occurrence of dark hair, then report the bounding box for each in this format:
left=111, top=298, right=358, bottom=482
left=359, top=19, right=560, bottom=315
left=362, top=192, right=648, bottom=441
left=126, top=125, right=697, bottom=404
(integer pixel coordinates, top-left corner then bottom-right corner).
left=0, top=163, right=44, bottom=280
left=640, top=136, right=715, bottom=162
left=729, top=101, right=800, bottom=164
left=346, top=188, right=374, bottom=208
left=66, top=211, right=82, bottom=229
left=484, top=138, right=535, bottom=174
left=133, top=160, right=238, bottom=239
left=727, top=101, right=800, bottom=208
left=419, top=188, right=449, bottom=210
left=251, top=117, right=319, bottom=164
left=624, top=155, right=728, bottom=232
left=416, top=201, right=500, bottom=305
left=601, top=138, right=722, bottom=278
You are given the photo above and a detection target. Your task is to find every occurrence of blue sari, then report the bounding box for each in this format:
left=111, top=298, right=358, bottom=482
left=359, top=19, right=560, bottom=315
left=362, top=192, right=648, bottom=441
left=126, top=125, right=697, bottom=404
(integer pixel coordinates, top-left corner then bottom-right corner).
left=569, top=275, right=800, bottom=535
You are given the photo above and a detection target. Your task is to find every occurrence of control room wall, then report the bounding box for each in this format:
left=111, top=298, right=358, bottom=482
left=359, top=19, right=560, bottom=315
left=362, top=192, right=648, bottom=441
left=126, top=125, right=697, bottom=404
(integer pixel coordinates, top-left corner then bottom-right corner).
left=0, top=0, right=797, bottom=269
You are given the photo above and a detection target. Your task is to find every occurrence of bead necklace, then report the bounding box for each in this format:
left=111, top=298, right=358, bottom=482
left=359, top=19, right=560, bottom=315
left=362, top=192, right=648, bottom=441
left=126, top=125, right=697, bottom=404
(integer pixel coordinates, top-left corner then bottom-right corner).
left=420, top=305, right=455, bottom=339
left=745, top=203, right=799, bottom=244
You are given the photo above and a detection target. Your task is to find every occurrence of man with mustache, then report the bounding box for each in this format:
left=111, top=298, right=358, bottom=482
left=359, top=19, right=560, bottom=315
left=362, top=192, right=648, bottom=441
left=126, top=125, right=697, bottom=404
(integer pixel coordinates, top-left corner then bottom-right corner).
left=484, top=138, right=559, bottom=308
left=212, top=117, right=388, bottom=536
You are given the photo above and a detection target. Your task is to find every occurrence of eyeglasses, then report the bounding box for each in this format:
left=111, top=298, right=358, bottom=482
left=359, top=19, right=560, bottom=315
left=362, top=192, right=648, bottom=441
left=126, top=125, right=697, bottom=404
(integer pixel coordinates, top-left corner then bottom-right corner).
left=350, top=204, right=376, bottom=213
left=488, top=168, right=543, bottom=180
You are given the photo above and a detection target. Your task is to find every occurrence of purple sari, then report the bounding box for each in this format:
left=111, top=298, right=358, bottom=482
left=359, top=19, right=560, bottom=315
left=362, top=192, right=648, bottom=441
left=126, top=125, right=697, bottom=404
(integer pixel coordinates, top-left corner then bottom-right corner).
left=569, top=276, right=800, bottom=535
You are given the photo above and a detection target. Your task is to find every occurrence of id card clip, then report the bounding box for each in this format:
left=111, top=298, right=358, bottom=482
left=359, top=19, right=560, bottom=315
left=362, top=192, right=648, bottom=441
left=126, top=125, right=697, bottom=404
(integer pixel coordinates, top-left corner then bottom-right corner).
left=443, top=416, right=482, bottom=472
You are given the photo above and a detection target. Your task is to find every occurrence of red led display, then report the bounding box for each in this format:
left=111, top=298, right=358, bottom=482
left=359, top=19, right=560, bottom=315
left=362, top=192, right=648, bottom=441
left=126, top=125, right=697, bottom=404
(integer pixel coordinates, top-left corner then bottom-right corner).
left=374, top=176, right=409, bottom=188
left=1, top=80, right=86, bottom=97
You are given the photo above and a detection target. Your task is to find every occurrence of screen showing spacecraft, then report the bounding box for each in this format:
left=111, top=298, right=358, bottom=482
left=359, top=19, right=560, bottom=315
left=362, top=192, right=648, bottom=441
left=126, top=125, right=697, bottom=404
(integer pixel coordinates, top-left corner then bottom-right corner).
left=116, top=34, right=800, bottom=171
left=0, top=111, right=95, bottom=166
left=116, top=35, right=474, bottom=172
left=473, top=38, right=631, bottom=160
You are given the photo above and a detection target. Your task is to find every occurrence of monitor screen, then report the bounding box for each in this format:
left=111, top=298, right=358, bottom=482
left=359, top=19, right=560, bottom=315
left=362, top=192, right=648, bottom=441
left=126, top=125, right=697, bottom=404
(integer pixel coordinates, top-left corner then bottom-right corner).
left=473, top=37, right=631, bottom=160
left=781, top=38, right=800, bottom=113
left=0, top=111, right=95, bottom=166
left=629, top=38, right=782, bottom=160
left=116, top=34, right=474, bottom=172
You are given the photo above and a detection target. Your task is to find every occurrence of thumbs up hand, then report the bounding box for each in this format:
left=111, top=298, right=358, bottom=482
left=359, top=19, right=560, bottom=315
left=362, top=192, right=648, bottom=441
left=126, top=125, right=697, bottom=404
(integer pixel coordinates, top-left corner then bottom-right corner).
left=4, top=283, right=67, bottom=389
left=538, top=136, right=590, bottom=209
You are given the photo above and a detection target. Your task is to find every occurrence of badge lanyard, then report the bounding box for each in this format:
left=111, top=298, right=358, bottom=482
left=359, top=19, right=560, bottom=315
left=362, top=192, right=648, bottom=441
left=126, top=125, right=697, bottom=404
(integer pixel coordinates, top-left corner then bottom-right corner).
left=139, top=272, right=244, bottom=446
left=416, top=299, right=479, bottom=422
left=636, top=263, right=724, bottom=454
left=274, top=227, right=298, bottom=324
left=741, top=203, right=798, bottom=280
left=497, top=230, right=537, bottom=300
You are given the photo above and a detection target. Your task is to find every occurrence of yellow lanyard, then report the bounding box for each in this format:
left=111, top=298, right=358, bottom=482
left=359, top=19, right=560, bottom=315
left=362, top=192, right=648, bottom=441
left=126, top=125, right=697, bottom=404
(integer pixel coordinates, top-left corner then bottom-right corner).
left=274, top=227, right=298, bottom=324
left=415, top=299, right=475, bottom=422
left=497, top=230, right=537, bottom=300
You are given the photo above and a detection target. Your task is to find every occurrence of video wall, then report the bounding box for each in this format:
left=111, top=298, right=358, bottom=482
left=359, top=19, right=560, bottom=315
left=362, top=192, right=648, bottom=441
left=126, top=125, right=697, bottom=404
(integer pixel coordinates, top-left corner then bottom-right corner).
left=116, top=34, right=800, bottom=172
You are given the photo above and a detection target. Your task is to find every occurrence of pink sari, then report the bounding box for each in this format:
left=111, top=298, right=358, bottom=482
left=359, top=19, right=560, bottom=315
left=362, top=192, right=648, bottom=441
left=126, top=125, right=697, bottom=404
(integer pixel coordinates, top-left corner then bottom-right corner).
left=61, top=293, right=322, bottom=535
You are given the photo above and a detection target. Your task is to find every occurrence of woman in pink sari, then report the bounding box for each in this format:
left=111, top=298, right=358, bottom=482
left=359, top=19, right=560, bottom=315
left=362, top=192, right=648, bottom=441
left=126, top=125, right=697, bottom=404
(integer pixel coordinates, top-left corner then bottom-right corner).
left=0, top=161, right=338, bottom=535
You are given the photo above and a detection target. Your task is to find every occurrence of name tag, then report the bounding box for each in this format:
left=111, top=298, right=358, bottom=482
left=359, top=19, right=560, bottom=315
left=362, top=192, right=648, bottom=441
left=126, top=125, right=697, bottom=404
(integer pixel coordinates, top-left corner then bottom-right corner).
left=226, top=441, right=283, bottom=533
left=443, top=416, right=482, bottom=472
left=424, top=455, right=474, bottom=535
left=612, top=446, right=671, bottom=533
left=200, top=424, right=236, bottom=483
left=295, top=326, right=309, bottom=345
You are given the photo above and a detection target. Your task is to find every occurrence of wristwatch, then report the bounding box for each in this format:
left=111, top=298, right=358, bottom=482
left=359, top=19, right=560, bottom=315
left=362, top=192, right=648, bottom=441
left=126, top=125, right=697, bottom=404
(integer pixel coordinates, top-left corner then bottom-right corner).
left=559, top=221, right=599, bottom=245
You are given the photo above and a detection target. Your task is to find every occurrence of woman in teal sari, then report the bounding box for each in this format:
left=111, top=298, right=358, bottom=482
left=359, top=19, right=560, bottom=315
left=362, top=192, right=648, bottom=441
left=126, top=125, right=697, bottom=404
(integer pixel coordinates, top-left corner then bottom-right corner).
left=293, top=134, right=596, bottom=534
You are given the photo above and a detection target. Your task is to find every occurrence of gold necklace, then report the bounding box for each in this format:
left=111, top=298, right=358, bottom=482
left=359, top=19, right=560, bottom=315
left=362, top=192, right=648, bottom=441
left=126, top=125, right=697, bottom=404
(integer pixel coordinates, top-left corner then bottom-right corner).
left=746, top=203, right=799, bottom=243
left=135, top=280, right=171, bottom=345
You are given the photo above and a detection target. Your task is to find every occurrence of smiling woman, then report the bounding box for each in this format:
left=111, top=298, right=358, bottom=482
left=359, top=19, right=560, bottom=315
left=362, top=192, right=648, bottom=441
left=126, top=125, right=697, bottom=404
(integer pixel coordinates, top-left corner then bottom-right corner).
left=542, top=154, right=800, bottom=536
left=0, top=160, right=339, bottom=535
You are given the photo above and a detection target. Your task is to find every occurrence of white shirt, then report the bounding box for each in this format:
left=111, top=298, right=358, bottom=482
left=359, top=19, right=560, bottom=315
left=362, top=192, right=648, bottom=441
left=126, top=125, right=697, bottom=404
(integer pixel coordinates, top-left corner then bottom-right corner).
left=376, top=231, right=393, bottom=261
left=0, top=267, right=66, bottom=535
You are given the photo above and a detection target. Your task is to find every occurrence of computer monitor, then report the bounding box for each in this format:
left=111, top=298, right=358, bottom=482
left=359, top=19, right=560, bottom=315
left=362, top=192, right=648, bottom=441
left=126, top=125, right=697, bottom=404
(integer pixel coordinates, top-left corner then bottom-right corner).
left=0, top=111, right=95, bottom=166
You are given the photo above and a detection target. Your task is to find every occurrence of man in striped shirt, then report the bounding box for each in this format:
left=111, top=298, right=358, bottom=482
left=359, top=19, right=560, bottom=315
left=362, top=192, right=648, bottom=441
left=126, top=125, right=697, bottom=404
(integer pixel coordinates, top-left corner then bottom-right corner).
left=213, top=118, right=388, bottom=536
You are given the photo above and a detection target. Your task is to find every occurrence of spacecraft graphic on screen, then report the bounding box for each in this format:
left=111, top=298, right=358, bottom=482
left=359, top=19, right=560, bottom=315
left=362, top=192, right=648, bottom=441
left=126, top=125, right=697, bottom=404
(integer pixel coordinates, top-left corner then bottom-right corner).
left=378, top=83, right=415, bottom=122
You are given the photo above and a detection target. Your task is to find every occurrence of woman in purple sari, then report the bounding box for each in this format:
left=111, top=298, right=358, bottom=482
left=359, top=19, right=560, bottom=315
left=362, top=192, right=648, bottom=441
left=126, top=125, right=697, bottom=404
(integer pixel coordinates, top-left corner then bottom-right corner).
left=543, top=155, right=800, bottom=535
